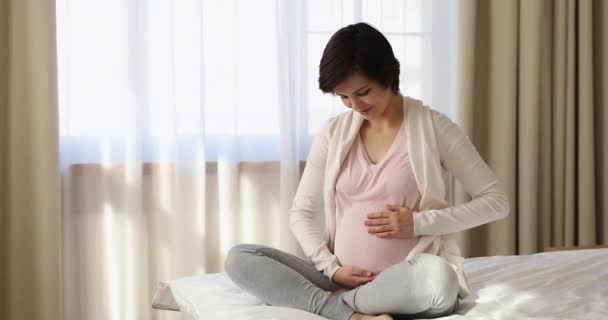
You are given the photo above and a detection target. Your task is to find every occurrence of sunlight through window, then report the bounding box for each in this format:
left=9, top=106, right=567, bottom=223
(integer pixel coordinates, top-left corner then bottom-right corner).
left=57, top=0, right=428, bottom=162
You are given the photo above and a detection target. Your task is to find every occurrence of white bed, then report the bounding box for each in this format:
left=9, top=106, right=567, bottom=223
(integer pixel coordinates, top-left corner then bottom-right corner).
left=152, top=248, right=608, bottom=320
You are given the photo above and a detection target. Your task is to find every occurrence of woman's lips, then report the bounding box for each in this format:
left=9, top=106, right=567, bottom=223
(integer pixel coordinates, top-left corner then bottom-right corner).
left=361, top=106, right=373, bottom=114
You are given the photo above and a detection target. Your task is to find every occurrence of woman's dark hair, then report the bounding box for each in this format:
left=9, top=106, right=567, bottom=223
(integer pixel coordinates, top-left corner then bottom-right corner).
left=318, top=22, right=400, bottom=94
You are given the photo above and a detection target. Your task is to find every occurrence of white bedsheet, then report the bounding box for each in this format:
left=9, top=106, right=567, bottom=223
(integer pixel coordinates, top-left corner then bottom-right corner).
left=153, top=249, right=608, bottom=320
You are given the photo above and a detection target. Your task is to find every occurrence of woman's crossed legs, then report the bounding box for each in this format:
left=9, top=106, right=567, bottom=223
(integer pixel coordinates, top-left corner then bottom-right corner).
left=225, top=243, right=459, bottom=320
left=339, top=253, right=459, bottom=319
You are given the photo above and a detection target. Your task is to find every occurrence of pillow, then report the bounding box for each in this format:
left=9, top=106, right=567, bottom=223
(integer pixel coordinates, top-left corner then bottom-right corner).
left=151, top=282, right=181, bottom=311
left=152, top=272, right=330, bottom=320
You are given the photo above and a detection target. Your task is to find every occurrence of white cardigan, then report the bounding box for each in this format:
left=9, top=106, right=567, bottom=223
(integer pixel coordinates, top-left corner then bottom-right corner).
left=289, top=96, right=510, bottom=299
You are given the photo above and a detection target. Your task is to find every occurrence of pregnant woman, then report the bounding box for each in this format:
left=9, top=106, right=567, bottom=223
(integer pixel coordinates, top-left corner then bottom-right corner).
left=225, top=22, right=509, bottom=320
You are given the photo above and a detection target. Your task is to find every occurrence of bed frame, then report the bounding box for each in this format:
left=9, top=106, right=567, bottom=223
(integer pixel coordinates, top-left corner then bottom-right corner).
left=542, top=244, right=608, bottom=252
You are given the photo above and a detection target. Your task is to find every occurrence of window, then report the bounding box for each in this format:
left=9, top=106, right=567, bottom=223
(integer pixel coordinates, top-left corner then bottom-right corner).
left=56, top=0, right=431, bottom=162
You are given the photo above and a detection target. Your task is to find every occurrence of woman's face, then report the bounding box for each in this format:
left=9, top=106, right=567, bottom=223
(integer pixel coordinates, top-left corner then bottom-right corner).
left=333, top=71, right=395, bottom=119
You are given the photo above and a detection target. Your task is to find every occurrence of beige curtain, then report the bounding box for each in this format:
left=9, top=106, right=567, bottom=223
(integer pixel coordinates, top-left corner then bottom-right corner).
left=0, top=1, right=62, bottom=320
left=455, top=0, right=608, bottom=257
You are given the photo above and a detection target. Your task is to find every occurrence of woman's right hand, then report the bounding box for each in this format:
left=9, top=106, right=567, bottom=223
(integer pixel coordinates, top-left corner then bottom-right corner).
left=331, top=266, right=377, bottom=289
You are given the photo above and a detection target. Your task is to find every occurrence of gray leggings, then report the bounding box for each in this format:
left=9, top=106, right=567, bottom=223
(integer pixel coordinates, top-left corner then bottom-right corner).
left=225, top=243, right=460, bottom=320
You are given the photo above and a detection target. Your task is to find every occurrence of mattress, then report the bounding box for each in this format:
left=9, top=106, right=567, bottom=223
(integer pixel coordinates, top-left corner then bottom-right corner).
left=152, top=248, right=608, bottom=319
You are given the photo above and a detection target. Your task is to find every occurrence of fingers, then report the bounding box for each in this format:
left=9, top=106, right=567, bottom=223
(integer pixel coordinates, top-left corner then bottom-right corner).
left=367, top=211, right=390, bottom=219
left=340, top=266, right=378, bottom=288
left=351, top=267, right=373, bottom=277
left=367, top=224, right=393, bottom=234
left=352, top=274, right=377, bottom=286
left=369, top=204, right=413, bottom=219
left=364, top=218, right=391, bottom=226
left=351, top=269, right=375, bottom=283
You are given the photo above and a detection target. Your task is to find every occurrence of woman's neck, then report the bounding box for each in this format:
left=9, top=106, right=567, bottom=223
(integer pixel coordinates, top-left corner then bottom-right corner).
left=364, top=93, right=404, bottom=132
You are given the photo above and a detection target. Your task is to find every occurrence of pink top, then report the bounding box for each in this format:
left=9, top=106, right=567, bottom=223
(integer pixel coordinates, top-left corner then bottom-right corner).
left=334, top=119, right=422, bottom=274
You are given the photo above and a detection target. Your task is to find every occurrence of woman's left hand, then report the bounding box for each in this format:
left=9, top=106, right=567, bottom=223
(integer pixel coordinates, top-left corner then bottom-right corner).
left=365, top=204, right=415, bottom=238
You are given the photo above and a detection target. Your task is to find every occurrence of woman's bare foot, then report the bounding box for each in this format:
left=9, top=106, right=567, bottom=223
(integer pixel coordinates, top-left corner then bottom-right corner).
left=348, top=312, right=393, bottom=320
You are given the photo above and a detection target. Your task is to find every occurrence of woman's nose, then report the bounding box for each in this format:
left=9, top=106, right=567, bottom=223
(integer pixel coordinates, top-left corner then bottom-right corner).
left=350, top=97, right=365, bottom=110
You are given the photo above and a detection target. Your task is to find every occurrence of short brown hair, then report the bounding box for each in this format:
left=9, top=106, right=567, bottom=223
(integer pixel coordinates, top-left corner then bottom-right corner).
left=318, top=22, right=400, bottom=94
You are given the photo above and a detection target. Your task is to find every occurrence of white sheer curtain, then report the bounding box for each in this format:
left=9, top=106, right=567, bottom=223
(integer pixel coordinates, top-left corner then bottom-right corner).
left=55, top=1, right=457, bottom=319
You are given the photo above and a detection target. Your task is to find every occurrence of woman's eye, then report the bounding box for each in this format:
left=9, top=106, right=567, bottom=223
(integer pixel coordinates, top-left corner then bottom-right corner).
left=357, top=90, right=370, bottom=96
